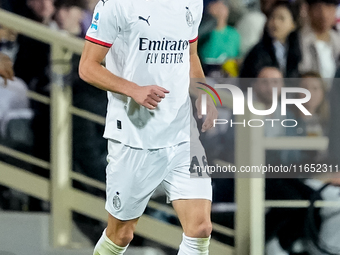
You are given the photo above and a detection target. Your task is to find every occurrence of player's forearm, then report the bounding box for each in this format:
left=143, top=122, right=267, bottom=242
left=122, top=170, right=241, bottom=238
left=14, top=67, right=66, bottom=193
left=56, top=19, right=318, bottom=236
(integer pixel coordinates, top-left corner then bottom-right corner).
left=189, top=52, right=206, bottom=98
left=79, top=60, right=138, bottom=97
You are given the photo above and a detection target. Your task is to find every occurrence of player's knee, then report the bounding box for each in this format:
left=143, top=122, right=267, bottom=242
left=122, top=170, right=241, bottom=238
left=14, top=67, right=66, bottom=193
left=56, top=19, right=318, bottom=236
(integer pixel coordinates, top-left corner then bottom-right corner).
left=106, top=227, right=134, bottom=247
left=116, top=230, right=134, bottom=245
left=188, top=221, right=212, bottom=238
left=199, top=221, right=213, bottom=237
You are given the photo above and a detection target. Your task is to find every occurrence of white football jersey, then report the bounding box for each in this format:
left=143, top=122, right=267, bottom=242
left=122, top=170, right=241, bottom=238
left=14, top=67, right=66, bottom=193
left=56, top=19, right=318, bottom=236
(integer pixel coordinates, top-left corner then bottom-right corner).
left=86, top=0, right=203, bottom=149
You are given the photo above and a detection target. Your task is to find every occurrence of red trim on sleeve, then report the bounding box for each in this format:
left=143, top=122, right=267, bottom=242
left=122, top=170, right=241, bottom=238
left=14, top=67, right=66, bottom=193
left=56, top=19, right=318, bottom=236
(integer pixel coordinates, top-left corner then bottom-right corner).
left=189, top=36, right=198, bottom=43
left=85, top=36, right=112, bottom=48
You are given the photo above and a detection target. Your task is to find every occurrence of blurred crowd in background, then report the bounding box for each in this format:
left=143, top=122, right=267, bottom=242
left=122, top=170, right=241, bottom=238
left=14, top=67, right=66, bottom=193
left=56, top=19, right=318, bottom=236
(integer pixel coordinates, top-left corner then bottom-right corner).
left=1, top=0, right=340, bottom=254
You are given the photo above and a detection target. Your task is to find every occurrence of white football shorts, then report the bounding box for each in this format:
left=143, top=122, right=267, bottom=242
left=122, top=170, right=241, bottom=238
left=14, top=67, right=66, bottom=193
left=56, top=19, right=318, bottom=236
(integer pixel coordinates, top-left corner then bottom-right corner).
left=105, top=139, right=212, bottom=220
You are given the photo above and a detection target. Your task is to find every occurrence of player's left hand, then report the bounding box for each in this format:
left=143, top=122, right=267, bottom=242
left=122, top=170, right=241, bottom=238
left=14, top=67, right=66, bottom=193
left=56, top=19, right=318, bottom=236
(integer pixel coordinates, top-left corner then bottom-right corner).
left=195, top=94, right=218, bottom=132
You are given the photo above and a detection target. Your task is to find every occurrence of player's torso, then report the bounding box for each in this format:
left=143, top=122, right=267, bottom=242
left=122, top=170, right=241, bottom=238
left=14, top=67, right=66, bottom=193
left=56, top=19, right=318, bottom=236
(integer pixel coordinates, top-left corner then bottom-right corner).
left=101, top=0, right=201, bottom=148
left=107, top=0, right=197, bottom=87
left=124, top=0, right=194, bottom=62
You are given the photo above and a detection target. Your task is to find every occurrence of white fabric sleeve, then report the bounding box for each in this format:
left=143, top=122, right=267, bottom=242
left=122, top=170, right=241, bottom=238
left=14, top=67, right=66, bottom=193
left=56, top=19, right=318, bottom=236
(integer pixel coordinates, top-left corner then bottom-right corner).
left=189, top=0, right=203, bottom=43
left=85, top=0, right=124, bottom=47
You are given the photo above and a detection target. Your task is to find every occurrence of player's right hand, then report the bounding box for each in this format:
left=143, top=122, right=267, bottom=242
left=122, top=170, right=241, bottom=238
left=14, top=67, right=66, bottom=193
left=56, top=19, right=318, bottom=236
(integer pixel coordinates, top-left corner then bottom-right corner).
left=131, top=85, right=169, bottom=110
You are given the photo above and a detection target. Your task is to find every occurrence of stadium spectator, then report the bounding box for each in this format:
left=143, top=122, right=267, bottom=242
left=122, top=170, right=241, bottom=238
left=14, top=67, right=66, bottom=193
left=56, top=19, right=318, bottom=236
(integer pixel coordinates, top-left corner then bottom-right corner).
left=251, top=67, right=286, bottom=139
left=0, top=52, right=34, bottom=212
left=261, top=0, right=280, bottom=16
left=199, top=0, right=241, bottom=76
left=200, top=67, right=285, bottom=205
left=282, top=70, right=340, bottom=255
left=0, top=75, right=31, bottom=142
left=13, top=0, right=58, bottom=159
left=253, top=67, right=284, bottom=113
left=236, top=0, right=306, bottom=57
left=236, top=11, right=267, bottom=57
left=14, top=0, right=57, bottom=94
left=297, top=0, right=309, bottom=28
left=201, top=67, right=285, bottom=167
left=265, top=177, right=322, bottom=255
left=294, top=72, right=329, bottom=132
left=337, top=4, right=340, bottom=30
left=299, top=0, right=340, bottom=80
left=252, top=70, right=324, bottom=255
left=264, top=71, right=331, bottom=254
left=0, top=26, right=18, bottom=62
left=312, top=68, right=340, bottom=254
left=51, top=0, right=107, bottom=183
left=85, top=0, right=97, bottom=12
left=54, top=0, right=86, bottom=37
left=234, top=0, right=276, bottom=58
left=280, top=72, right=329, bottom=166
left=26, top=0, right=56, bottom=25
left=200, top=67, right=322, bottom=255
left=80, top=0, right=98, bottom=38
left=240, top=1, right=301, bottom=79
left=290, top=72, right=340, bottom=255
left=0, top=52, right=13, bottom=85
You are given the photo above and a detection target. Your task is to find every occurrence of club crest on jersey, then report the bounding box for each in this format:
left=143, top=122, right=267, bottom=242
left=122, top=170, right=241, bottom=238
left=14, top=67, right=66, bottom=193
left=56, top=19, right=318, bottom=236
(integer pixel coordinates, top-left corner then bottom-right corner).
left=186, top=7, right=193, bottom=27
left=113, top=192, right=121, bottom=210
left=90, top=12, right=99, bottom=30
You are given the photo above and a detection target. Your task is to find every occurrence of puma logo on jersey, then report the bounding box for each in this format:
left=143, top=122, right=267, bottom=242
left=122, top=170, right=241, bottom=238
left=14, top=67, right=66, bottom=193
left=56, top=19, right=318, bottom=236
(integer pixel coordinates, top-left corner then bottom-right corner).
left=139, top=16, right=150, bottom=26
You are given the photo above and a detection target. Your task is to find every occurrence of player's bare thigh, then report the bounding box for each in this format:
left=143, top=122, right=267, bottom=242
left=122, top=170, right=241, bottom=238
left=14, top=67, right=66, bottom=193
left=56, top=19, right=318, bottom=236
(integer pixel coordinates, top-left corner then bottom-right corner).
left=172, top=199, right=212, bottom=238
left=106, top=214, right=139, bottom=247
